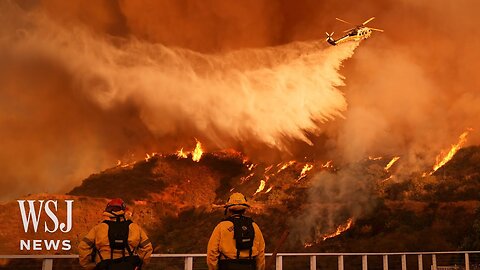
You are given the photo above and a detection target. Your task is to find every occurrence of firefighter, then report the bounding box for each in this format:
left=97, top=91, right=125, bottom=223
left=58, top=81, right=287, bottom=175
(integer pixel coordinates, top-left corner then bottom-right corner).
left=207, top=193, right=266, bottom=270
left=78, top=198, right=153, bottom=270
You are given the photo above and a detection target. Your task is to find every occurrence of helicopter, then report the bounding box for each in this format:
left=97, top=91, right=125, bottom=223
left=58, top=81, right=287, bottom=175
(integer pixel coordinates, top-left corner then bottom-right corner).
left=326, top=17, right=383, bottom=46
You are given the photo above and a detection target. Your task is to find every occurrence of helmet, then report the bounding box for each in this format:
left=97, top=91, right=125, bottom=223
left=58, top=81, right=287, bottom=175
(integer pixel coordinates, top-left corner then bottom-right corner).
left=105, top=198, right=126, bottom=214
left=225, top=192, right=250, bottom=211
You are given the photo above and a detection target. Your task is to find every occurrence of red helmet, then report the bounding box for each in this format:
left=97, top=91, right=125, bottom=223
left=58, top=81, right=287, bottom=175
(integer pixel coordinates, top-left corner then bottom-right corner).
left=105, top=198, right=126, bottom=213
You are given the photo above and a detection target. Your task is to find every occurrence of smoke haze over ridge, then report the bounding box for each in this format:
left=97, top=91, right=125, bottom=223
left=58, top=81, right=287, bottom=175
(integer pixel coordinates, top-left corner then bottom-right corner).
left=0, top=1, right=357, bottom=199
left=1, top=0, right=480, bottom=200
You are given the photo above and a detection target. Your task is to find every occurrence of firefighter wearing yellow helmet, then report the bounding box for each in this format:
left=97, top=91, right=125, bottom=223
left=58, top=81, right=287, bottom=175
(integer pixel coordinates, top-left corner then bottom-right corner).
left=207, top=193, right=266, bottom=270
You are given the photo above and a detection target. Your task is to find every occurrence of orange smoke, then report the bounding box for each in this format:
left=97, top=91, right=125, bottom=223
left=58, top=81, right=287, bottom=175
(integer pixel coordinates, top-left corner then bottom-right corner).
left=1, top=0, right=480, bottom=200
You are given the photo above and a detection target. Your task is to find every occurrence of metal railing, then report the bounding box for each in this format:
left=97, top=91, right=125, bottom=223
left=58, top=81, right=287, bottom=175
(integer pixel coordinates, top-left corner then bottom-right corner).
left=1, top=251, right=480, bottom=270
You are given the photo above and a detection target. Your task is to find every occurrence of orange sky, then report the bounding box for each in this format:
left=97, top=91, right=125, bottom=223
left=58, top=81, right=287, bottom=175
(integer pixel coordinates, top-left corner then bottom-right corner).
left=1, top=0, right=479, bottom=199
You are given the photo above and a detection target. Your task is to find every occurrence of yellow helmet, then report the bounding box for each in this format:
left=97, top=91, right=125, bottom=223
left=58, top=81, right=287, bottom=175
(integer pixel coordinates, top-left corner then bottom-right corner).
left=225, top=192, right=250, bottom=211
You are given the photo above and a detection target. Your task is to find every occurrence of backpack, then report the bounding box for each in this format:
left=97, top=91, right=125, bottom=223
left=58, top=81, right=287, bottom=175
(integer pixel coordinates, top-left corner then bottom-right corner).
left=224, top=216, right=255, bottom=259
left=95, top=219, right=141, bottom=270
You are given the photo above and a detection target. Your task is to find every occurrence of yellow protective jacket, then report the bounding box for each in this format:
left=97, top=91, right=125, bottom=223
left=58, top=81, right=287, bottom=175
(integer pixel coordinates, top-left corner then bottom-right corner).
left=78, top=212, right=153, bottom=269
left=207, top=215, right=265, bottom=270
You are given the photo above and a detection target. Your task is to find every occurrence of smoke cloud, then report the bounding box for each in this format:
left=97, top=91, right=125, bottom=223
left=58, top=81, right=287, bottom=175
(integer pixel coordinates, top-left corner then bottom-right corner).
left=290, top=167, right=378, bottom=245
left=0, top=0, right=479, bottom=205
left=0, top=1, right=358, bottom=199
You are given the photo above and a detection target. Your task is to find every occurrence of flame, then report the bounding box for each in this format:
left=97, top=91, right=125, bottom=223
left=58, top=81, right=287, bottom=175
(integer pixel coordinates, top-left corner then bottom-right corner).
left=192, top=140, right=203, bottom=162
left=240, top=173, right=255, bottom=183
left=264, top=165, right=273, bottom=173
left=304, top=242, right=313, bottom=248
left=368, top=156, right=382, bottom=161
left=277, top=161, right=296, bottom=173
left=265, top=186, right=273, bottom=193
left=381, top=175, right=394, bottom=183
left=304, top=218, right=354, bottom=248
left=322, top=160, right=333, bottom=168
left=297, top=164, right=314, bottom=181
left=176, top=148, right=188, bottom=159
left=384, top=157, right=400, bottom=171
left=175, top=140, right=204, bottom=162
left=247, top=164, right=256, bottom=171
left=322, top=218, right=354, bottom=241
left=254, top=180, right=266, bottom=195
left=145, top=152, right=157, bottom=162
left=430, top=129, right=472, bottom=174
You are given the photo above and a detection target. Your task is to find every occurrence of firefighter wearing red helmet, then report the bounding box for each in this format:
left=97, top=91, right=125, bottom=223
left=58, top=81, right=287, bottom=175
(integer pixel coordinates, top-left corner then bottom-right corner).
left=207, top=193, right=266, bottom=270
left=78, top=198, right=153, bottom=270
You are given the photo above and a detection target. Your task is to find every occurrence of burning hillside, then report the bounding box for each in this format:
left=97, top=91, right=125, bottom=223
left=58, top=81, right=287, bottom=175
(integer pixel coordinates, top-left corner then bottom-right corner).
left=2, top=0, right=480, bottom=202
left=1, top=0, right=480, bottom=268
left=64, top=142, right=480, bottom=249
left=68, top=145, right=333, bottom=208
left=1, top=143, right=480, bottom=270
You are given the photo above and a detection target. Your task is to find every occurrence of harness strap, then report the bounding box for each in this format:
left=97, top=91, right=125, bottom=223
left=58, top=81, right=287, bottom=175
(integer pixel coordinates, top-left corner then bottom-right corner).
left=97, top=247, right=104, bottom=261
left=125, top=236, right=134, bottom=257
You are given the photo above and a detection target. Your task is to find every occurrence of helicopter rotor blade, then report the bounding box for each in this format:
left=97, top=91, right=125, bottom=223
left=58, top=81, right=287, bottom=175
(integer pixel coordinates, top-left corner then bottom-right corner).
left=362, top=17, right=375, bottom=25
left=369, top=27, right=384, bottom=32
left=336, top=18, right=353, bottom=25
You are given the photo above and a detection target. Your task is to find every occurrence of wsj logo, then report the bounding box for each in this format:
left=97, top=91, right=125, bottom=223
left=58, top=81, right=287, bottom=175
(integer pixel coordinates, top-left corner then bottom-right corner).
left=17, top=200, right=73, bottom=251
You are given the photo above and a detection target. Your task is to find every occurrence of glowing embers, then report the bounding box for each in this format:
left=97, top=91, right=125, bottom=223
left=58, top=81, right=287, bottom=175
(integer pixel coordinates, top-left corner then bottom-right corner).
left=304, top=218, right=354, bottom=248
left=145, top=152, right=157, bottom=162
left=322, top=218, right=354, bottom=241
left=297, top=164, right=314, bottom=181
left=276, top=161, right=296, bottom=173
left=254, top=180, right=266, bottom=195
left=175, top=140, right=204, bottom=162
left=322, top=160, right=333, bottom=168
left=176, top=148, right=188, bottom=159
left=430, top=129, right=472, bottom=175
left=384, top=157, right=400, bottom=171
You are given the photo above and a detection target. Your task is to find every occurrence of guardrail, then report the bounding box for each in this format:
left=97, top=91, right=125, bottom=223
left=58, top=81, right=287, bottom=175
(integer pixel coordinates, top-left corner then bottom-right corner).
left=1, top=251, right=480, bottom=270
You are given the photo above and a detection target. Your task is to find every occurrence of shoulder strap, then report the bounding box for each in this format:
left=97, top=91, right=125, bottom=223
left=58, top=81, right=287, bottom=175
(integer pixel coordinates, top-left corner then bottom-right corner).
left=243, top=217, right=254, bottom=260
left=124, top=221, right=133, bottom=256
